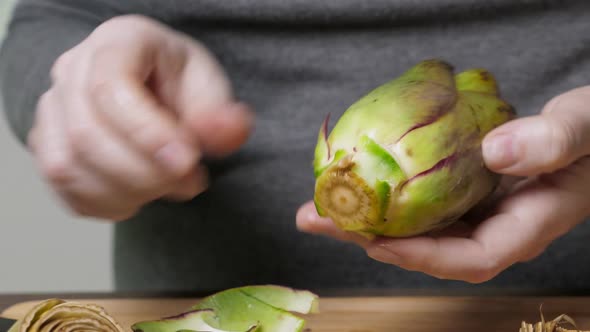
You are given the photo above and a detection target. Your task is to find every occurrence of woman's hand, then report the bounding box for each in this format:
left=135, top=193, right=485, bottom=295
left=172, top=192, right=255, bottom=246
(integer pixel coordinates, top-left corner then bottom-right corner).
left=28, top=15, right=253, bottom=221
left=297, top=86, right=590, bottom=283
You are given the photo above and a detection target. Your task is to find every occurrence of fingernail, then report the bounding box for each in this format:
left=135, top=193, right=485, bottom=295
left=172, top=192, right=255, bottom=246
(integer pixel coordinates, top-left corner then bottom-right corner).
left=155, top=141, right=195, bottom=172
left=483, top=133, right=517, bottom=170
left=367, top=245, right=402, bottom=265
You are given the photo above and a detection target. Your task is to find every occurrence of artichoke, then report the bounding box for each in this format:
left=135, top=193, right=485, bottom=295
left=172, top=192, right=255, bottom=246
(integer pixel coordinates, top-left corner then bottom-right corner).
left=313, top=59, right=516, bottom=238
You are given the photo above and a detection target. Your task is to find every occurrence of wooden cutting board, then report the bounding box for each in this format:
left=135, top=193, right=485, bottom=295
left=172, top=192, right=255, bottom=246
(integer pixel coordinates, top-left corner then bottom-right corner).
left=4, top=297, right=590, bottom=331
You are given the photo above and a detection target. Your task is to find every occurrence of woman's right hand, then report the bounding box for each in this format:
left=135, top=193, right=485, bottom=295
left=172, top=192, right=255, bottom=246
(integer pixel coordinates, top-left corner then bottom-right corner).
left=28, top=15, right=254, bottom=221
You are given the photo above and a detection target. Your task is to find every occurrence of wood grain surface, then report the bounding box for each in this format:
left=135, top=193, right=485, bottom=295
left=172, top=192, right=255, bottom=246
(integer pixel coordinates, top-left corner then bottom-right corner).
left=4, top=297, right=590, bottom=331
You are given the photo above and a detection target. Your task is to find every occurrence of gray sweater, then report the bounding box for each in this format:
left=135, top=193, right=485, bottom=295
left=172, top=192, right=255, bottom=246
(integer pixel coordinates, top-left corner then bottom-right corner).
left=1, top=0, right=589, bottom=293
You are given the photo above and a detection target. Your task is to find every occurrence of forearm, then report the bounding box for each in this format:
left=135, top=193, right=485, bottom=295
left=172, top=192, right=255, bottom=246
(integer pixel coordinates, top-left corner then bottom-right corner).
left=0, top=0, right=130, bottom=144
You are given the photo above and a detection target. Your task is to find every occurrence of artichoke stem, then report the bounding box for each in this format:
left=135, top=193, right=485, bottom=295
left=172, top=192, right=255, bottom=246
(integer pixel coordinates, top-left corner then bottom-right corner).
left=314, top=160, right=379, bottom=232
left=329, top=182, right=361, bottom=216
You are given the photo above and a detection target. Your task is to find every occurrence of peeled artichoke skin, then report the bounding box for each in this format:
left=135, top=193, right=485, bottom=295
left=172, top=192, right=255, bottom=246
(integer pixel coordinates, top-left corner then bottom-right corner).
left=132, top=285, right=319, bottom=332
left=313, top=59, right=516, bottom=238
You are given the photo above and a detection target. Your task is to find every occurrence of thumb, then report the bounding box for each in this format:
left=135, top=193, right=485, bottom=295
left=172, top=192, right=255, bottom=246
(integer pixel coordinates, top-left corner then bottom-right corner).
left=482, top=86, right=590, bottom=176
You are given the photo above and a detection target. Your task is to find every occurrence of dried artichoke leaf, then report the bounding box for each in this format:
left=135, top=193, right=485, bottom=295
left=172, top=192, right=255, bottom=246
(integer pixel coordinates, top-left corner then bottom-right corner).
left=8, top=299, right=123, bottom=332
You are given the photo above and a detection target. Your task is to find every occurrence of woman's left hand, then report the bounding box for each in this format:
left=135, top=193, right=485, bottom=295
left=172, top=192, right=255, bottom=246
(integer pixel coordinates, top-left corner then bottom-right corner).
left=297, top=86, right=590, bottom=283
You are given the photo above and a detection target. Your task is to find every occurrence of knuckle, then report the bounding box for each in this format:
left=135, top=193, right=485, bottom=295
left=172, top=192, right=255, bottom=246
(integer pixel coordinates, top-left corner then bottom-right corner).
left=130, top=119, right=177, bottom=156
left=520, top=248, right=544, bottom=263
left=107, top=14, right=155, bottom=29
left=466, top=271, right=494, bottom=284
left=549, top=116, right=580, bottom=164
left=41, top=157, right=74, bottom=185
left=70, top=203, right=93, bottom=218
left=67, top=124, right=96, bottom=155
left=57, top=191, right=93, bottom=218
left=66, top=194, right=137, bottom=220
left=27, top=127, right=38, bottom=151
left=412, top=243, right=443, bottom=276
left=109, top=213, right=133, bottom=222
left=36, top=91, right=53, bottom=112
left=189, top=182, right=207, bottom=198
left=466, top=258, right=501, bottom=284
left=85, top=47, right=132, bottom=105
left=543, top=93, right=587, bottom=165
left=89, top=203, right=139, bottom=221
left=171, top=183, right=205, bottom=201
left=187, top=168, right=208, bottom=195
left=174, top=188, right=199, bottom=201
left=110, top=208, right=140, bottom=221
left=87, top=76, right=118, bottom=104
left=94, top=15, right=158, bottom=42
left=50, top=50, right=75, bottom=83
left=163, top=163, right=194, bottom=181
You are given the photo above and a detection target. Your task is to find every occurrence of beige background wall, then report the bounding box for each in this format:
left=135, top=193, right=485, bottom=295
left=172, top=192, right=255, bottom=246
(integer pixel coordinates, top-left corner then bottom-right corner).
left=0, top=0, right=114, bottom=293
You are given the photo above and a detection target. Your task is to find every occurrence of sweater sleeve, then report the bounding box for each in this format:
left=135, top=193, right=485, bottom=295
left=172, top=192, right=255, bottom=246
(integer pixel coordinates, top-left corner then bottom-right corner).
left=0, top=0, right=147, bottom=144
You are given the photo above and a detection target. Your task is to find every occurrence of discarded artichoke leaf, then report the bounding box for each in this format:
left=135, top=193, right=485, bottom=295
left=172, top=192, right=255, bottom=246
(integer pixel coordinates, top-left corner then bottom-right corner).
left=193, top=286, right=309, bottom=331
left=519, top=308, right=588, bottom=332
left=132, top=310, right=258, bottom=332
left=237, top=285, right=319, bottom=314
left=7, top=299, right=123, bottom=332
left=133, top=285, right=318, bottom=332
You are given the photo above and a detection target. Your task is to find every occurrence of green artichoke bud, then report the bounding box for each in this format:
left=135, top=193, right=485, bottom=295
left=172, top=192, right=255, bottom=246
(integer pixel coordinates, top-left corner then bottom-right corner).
left=313, top=59, right=516, bottom=238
